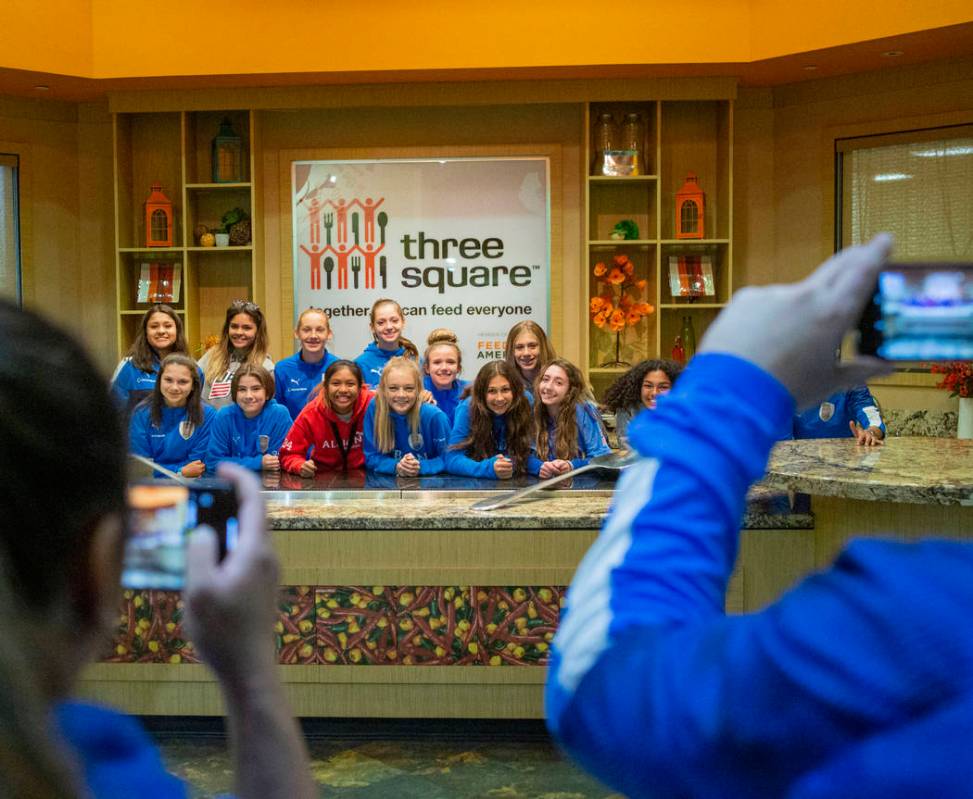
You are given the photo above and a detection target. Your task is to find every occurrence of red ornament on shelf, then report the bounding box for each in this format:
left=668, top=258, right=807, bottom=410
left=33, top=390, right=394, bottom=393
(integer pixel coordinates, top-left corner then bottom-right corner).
left=144, top=183, right=174, bottom=247
left=675, top=172, right=705, bottom=239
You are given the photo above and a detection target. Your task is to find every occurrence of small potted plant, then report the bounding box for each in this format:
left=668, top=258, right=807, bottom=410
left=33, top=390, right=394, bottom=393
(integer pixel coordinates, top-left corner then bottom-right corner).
left=930, top=361, right=973, bottom=438
left=216, top=207, right=251, bottom=247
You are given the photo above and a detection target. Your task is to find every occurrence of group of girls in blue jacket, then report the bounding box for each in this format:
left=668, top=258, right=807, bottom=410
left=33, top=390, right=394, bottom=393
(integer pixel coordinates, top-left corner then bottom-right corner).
left=116, top=296, right=612, bottom=479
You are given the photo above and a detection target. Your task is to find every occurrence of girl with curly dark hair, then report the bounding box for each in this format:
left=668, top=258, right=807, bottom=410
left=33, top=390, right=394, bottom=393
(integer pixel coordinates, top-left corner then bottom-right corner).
left=603, top=359, right=683, bottom=443
left=445, top=361, right=534, bottom=479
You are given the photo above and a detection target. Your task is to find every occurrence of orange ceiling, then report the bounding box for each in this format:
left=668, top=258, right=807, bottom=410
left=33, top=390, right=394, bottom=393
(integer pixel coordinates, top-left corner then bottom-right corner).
left=1, top=2, right=972, bottom=101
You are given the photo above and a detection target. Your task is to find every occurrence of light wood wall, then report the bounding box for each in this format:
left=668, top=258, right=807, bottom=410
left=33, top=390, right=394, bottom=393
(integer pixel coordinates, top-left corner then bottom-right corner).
left=5, top=57, right=973, bottom=401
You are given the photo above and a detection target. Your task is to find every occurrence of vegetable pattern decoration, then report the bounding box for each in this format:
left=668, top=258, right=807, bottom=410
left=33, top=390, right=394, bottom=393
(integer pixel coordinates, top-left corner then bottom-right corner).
left=103, top=585, right=565, bottom=666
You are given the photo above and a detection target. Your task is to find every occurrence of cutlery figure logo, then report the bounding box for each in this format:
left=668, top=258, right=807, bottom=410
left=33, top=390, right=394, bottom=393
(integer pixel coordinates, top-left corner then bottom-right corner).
left=299, top=191, right=388, bottom=292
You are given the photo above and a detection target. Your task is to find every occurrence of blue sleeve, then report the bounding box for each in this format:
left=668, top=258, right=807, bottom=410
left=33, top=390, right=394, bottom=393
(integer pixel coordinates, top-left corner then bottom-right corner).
left=188, top=407, right=215, bottom=466
left=847, top=385, right=885, bottom=434
left=128, top=407, right=152, bottom=458
left=417, top=405, right=450, bottom=475
left=444, top=402, right=499, bottom=479
left=362, top=403, right=399, bottom=474
left=273, top=361, right=288, bottom=409
left=110, top=360, right=132, bottom=406
left=267, top=404, right=293, bottom=453
left=525, top=452, right=543, bottom=476
left=571, top=404, right=611, bottom=468
left=205, top=409, right=234, bottom=467
left=546, top=353, right=800, bottom=797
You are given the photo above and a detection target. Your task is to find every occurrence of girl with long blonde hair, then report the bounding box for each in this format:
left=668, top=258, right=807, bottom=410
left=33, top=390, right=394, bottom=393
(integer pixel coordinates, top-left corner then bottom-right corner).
left=362, top=356, right=450, bottom=476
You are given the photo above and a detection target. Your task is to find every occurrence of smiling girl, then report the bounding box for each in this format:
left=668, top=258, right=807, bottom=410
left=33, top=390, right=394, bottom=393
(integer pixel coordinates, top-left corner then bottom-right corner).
left=274, top=307, right=342, bottom=421
left=198, top=300, right=274, bottom=409
left=422, top=329, right=468, bottom=426
left=504, top=320, right=557, bottom=394
left=363, top=357, right=450, bottom=476
left=111, top=304, right=195, bottom=414
left=206, top=365, right=293, bottom=473
left=529, top=358, right=611, bottom=478
left=603, top=359, right=683, bottom=445
left=129, top=353, right=215, bottom=477
left=279, top=360, right=374, bottom=476
left=354, top=299, right=418, bottom=388
left=445, top=361, right=534, bottom=479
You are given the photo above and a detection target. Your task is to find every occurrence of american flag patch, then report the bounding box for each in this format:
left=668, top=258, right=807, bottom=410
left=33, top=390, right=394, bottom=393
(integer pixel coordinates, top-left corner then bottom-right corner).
left=209, top=379, right=232, bottom=399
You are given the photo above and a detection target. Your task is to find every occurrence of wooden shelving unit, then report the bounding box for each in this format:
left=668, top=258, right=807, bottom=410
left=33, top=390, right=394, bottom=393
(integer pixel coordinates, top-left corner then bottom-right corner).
left=583, top=99, right=733, bottom=398
left=112, top=109, right=256, bottom=358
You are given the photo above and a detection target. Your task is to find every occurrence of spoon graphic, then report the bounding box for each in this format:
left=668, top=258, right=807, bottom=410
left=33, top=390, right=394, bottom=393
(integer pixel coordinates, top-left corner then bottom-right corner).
left=377, top=211, right=388, bottom=245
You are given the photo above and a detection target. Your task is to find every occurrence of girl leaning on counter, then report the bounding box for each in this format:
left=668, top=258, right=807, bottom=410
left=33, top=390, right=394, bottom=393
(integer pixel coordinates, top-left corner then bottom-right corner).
left=206, top=364, right=292, bottom=473
left=363, top=356, right=451, bottom=476
left=129, top=353, right=215, bottom=478
left=445, top=360, right=534, bottom=479
left=528, top=358, right=611, bottom=478
left=198, top=300, right=274, bottom=409
left=279, top=360, right=374, bottom=476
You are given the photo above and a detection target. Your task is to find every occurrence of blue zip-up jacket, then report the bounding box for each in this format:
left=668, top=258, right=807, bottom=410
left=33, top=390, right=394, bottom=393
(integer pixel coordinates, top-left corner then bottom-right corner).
left=205, top=399, right=293, bottom=472
left=273, top=349, right=341, bottom=420
left=546, top=353, right=973, bottom=798
left=793, top=385, right=886, bottom=439
left=128, top=403, right=215, bottom=476
left=354, top=342, right=406, bottom=388
left=110, top=357, right=160, bottom=412
left=527, top=403, right=611, bottom=475
left=444, top=398, right=516, bottom=479
left=362, top=401, right=450, bottom=475
left=422, top=374, right=469, bottom=426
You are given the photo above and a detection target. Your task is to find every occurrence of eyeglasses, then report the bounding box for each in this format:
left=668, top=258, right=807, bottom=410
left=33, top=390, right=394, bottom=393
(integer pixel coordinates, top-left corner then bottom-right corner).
left=230, top=300, right=261, bottom=313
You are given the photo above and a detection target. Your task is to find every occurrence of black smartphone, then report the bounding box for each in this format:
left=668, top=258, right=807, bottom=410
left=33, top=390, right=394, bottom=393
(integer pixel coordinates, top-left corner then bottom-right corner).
left=857, top=262, right=973, bottom=360
left=123, top=479, right=239, bottom=590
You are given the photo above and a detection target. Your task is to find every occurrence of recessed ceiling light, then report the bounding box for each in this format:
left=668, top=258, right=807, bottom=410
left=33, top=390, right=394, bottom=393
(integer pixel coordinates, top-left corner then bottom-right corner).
left=34, top=85, right=49, bottom=91
left=881, top=50, right=904, bottom=58
left=803, top=65, right=818, bottom=71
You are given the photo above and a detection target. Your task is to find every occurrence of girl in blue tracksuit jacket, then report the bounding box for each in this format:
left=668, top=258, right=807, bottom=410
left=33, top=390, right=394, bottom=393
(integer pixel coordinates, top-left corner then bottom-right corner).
left=528, top=358, right=610, bottom=478
left=207, top=364, right=293, bottom=472
left=793, top=385, right=886, bottom=442
left=128, top=354, right=215, bottom=478
left=363, top=356, right=450, bottom=475
left=274, top=307, right=342, bottom=420
left=111, top=304, right=196, bottom=414
left=445, top=361, right=535, bottom=479
left=422, top=328, right=469, bottom=426
left=354, top=299, right=419, bottom=388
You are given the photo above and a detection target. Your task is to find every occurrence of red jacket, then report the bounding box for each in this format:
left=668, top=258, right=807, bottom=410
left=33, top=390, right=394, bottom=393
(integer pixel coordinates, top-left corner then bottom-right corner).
left=280, top=388, right=374, bottom=473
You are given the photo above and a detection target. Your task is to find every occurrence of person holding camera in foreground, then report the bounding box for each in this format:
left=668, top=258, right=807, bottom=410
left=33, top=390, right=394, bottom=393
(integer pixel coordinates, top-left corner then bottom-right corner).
left=0, top=299, right=314, bottom=798
left=547, top=234, right=973, bottom=798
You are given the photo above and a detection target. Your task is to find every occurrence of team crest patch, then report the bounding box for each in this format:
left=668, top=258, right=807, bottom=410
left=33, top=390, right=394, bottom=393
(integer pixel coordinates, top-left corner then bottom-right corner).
left=179, top=420, right=196, bottom=440
left=818, top=402, right=835, bottom=422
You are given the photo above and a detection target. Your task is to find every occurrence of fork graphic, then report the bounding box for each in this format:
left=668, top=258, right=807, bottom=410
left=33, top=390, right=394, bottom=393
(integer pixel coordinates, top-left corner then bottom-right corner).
left=323, top=212, right=333, bottom=246
left=351, top=256, right=362, bottom=289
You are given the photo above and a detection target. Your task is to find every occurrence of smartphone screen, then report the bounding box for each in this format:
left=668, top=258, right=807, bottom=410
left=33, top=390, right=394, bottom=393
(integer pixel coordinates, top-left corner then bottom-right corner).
left=123, top=479, right=239, bottom=590
left=858, top=263, right=973, bottom=360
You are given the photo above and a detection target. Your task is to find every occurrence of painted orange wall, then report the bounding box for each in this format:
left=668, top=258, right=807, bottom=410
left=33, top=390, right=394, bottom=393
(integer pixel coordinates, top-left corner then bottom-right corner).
left=0, top=0, right=92, bottom=75
left=3, top=1, right=973, bottom=79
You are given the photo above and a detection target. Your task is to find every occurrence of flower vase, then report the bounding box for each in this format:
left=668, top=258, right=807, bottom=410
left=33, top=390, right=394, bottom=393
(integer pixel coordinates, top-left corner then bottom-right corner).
left=599, top=330, right=631, bottom=368
left=958, top=397, right=973, bottom=439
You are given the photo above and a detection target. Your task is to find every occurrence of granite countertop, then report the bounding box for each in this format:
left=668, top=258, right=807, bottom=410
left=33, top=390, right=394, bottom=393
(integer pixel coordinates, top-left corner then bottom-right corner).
left=264, top=478, right=810, bottom=531
left=763, top=437, right=973, bottom=505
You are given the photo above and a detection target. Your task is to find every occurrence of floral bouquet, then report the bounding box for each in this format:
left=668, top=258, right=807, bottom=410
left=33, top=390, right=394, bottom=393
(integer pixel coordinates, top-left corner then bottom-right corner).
left=931, top=362, right=973, bottom=398
left=589, top=253, right=654, bottom=367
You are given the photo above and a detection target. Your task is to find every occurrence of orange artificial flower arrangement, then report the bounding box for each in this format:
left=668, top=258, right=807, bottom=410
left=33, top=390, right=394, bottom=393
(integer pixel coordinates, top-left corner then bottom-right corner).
left=590, top=253, right=654, bottom=366
left=931, top=362, right=973, bottom=399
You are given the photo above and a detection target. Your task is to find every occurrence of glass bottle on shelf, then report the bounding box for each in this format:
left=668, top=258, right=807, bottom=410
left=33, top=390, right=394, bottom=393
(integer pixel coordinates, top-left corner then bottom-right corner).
left=621, top=113, right=643, bottom=176
left=592, top=113, right=617, bottom=176
left=680, top=316, right=697, bottom=360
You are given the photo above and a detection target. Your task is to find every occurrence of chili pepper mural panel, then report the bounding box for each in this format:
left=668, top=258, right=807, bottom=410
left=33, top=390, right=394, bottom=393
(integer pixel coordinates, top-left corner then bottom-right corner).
left=103, top=590, right=200, bottom=664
